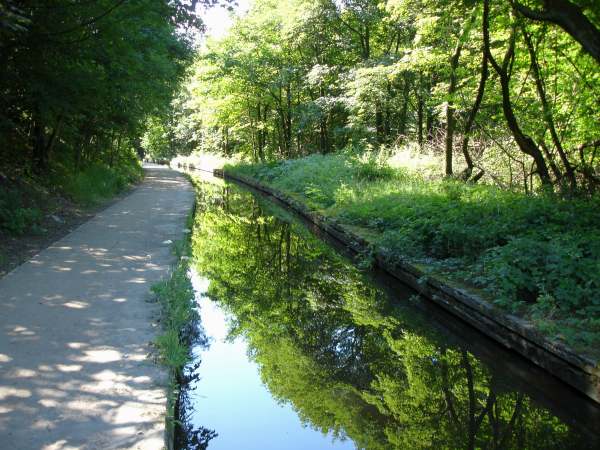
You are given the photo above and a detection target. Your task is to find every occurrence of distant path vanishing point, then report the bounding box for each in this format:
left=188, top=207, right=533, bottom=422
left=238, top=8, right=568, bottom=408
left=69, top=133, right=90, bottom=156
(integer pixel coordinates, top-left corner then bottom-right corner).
left=0, top=164, right=194, bottom=450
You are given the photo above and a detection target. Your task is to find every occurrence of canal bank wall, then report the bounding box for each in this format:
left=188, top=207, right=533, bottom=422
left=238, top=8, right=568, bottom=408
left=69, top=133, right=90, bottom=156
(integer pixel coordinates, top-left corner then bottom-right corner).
left=213, top=168, right=600, bottom=405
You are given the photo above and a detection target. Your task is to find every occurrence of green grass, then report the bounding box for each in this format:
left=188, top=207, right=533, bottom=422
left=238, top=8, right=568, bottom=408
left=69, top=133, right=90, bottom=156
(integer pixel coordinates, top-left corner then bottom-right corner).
left=152, top=259, right=195, bottom=373
left=229, top=153, right=600, bottom=356
left=0, top=174, right=46, bottom=235
left=0, top=198, right=43, bottom=235
left=58, top=161, right=143, bottom=206
left=0, top=157, right=143, bottom=236
left=150, top=198, right=197, bottom=440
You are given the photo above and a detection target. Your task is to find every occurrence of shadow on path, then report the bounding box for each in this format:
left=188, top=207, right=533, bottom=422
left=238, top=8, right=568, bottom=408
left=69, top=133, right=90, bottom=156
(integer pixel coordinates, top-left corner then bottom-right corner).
left=0, top=165, right=195, bottom=450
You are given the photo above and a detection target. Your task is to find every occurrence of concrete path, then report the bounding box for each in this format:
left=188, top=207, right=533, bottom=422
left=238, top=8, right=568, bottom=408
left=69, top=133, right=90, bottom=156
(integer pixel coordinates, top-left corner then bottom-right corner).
left=0, top=165, right=195, bottom=450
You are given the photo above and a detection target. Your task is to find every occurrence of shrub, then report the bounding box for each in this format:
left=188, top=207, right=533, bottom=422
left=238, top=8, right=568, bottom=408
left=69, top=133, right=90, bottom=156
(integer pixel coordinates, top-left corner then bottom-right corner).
left=62, top=162, right=141, bottom=205
left=353, top=154, right=402, bottom=182
left=0, top=189, right=42, bottom=235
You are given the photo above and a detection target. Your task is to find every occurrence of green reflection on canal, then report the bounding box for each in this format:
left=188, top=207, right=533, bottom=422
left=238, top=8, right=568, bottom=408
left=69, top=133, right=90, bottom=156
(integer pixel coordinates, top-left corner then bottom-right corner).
left=187, top=180, right=596, bottom=449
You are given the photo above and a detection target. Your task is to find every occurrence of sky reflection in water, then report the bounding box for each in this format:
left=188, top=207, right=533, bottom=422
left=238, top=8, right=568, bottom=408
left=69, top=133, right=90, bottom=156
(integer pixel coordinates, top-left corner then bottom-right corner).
left=184, top=270, right=355, bottom=450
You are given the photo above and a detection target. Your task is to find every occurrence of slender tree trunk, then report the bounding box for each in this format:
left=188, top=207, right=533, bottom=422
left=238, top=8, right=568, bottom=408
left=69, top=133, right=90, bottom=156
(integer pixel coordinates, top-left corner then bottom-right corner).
left=483, top=0, right=552, bottom=186
left=285, top=82, right=292, bottom=157
left=256, top=102, right=266, bottom=162
left=398, top=74, right=411, bottom=137
left=445, top=41, right=464, bottom=176
left=417, top=78, right=424, bottom=148
left=523, top=28, right=576, bottom=189
left=461, top=47, right=489, bottom=181
left=426, top=107, right=434, bottom=143
left=446, top=9, right=478, bottom=176
left=248, top=101, right=257, bottom=162
left=375, top=104, right=384, bottom=144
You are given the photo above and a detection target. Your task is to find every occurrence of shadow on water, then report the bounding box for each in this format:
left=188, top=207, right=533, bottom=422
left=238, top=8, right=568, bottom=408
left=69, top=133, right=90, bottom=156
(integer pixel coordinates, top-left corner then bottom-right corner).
left=177, top=177, right=600, bottom=450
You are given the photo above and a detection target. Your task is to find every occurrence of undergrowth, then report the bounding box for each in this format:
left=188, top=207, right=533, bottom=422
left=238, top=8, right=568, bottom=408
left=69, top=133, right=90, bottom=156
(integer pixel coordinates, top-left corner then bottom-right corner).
left=53, top=160, right=143, bottom=206
left=0, top=174, right=46, bottom=235
left=229, top=153, right=600, bottom=356
left=0, top=158, right=143, bottom=236
left=150, top=196, right=198, bottom=444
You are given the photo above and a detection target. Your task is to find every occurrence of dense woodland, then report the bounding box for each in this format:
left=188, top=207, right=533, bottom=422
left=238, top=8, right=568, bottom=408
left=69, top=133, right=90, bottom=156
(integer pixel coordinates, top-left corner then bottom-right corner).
left=0, top=0, right=205, bottom=173
left=155, top=0, right=600, bottom=193
left=0, top=0, right=222, bottom=239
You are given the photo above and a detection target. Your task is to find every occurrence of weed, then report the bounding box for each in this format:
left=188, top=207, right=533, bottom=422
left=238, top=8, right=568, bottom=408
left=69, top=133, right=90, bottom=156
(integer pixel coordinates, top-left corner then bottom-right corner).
left=0, top=188, right=43, bottom=235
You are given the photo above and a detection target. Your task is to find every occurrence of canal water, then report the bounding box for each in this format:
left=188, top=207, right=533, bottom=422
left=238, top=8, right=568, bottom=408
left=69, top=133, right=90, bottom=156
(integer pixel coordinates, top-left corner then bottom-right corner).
left=176, top=177, right=600, bottom=450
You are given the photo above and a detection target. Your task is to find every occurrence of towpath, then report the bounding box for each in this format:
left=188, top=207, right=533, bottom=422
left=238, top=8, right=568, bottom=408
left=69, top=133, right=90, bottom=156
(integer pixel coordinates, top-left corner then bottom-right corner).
left=0, top=165, right=194, bottom=449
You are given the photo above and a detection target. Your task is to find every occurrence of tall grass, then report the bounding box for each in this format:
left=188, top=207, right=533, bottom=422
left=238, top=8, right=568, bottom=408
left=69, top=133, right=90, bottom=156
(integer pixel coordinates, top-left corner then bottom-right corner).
left=59, top=162, right=143, bottom=206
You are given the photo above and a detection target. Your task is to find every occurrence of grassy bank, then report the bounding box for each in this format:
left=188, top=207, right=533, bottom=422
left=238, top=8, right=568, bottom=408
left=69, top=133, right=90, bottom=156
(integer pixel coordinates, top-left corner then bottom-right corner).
left=0, top=160, right=143, bottom=275
left=151, top=180, right=205, bottom=449
left=0, top=161, right=143, bottom=235
left=151, top=238, right=197, bottom=444
left=55, top=161, right=143, bottom=206
left=228, top=153, right=600, bottom=356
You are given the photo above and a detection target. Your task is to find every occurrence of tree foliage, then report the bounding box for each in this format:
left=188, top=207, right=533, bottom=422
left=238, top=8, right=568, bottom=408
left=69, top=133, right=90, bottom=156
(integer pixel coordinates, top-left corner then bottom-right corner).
left=0, top=0, right=221, bottom=173
left=178, top=0, right=599, bottom=192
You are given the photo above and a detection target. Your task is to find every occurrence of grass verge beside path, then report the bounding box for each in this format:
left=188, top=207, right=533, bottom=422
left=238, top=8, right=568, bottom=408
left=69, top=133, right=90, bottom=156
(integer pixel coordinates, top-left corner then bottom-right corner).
left=151, top=178, right=202, bottom=449
left=151, top=237, right=197, bottom=447
left=228, top=153, right=600, bottom=358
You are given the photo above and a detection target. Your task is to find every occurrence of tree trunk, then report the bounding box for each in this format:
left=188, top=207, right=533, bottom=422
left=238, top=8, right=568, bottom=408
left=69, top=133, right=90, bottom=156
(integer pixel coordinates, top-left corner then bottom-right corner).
left=446, top=9, right=478, bottom=176
left=398, top=74, right=411, bottom=137
left=522, top=28, right=576, bottom=189
left=285, top=82, right=292, bottom=157
left=417, top=79, right=424, bottom=148
left=375, top=104, right=384, bottom=144
left=483, top=0, right=552, bottom=186
left=461, top=47, right=489, bottom=181
left=445, top=39, right=465, bottom=176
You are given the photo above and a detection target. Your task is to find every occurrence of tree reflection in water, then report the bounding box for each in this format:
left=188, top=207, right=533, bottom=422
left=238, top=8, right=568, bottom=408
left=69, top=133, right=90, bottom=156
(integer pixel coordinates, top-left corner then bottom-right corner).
left=188, top=181, right=598, bottom=450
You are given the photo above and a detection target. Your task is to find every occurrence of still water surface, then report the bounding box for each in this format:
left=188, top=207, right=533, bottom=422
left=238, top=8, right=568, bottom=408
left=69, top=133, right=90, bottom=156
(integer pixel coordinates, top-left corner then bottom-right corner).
left=183, top=271, right=354, bottom=450
left=176, top=177, right=599, bottom=450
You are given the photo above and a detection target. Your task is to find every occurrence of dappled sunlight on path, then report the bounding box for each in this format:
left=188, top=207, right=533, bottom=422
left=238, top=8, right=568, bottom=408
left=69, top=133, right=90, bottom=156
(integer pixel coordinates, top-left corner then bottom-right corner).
left=0, top=165, right=194, bottom=449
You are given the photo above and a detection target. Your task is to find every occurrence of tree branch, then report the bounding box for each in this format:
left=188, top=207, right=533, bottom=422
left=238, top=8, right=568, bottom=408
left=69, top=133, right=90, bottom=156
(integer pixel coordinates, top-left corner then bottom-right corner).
left=513, top=0, right=600, bottom=64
